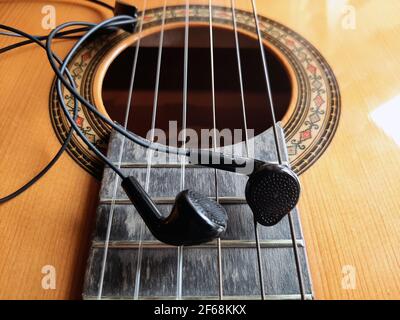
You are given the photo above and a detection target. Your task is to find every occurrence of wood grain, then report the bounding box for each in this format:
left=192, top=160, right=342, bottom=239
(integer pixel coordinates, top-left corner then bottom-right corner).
left=0, top=0, right=400, bottom=299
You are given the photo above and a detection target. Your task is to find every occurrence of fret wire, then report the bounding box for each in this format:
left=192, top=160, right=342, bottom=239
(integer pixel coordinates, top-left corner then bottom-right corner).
left=176, top=0, right=191, bottom=301
left=134, top=0, right=166, bottom=300
left=100, top=196, right=249, bottom=205
left=92, top=239, right=306, bottom=249
left=110, top=160, right=288, bottom=168
left=250, top=0, right=306, bottom=299
left=209, top=0, right=224, bottom=300
left=231, top=0, right=265, bottom=300
left=86, top=294, right=313, bottom=301
left=97, top=1, right=147, bottom=300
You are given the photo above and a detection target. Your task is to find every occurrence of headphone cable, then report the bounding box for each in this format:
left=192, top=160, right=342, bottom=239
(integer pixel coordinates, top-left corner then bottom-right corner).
left=0, top=0, right=115, bottom=204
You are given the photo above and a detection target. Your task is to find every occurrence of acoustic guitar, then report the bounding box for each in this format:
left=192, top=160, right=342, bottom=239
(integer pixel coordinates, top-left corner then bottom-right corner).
left=1, top=0, right=399, bottom=300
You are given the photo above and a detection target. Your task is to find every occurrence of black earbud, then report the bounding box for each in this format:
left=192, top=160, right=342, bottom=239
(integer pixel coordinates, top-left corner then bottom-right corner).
left=245, top=163, right=300, bottom=226
left=189, top=150, right=301, bottom=226
left=121, top=176, right=228, bottom=246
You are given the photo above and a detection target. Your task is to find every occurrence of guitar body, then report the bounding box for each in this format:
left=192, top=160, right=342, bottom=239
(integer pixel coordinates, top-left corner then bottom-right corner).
left=1, top=0, right=400, bottom=299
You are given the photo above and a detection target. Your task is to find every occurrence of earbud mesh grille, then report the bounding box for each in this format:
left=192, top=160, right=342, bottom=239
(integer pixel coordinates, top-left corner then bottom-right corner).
left=187, top=190, right=228, bottom=228
left=246, top=167, right=300, bottom=226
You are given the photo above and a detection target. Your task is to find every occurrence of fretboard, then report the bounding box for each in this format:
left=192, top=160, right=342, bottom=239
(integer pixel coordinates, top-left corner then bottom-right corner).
left=83, top=125, right=313, bottom=300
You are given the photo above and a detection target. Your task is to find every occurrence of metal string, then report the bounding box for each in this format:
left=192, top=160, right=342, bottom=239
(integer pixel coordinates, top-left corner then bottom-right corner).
left=133, top=0, right=166, bottom=300
left=250, top=0, right=306, bottom=299
left=97, top=2, right=147, bottom=300
left=208, top=0, right=224, bottom=300
left=231, top=0, right=265, bottom=300
left=250, top=0, right=282, bottom=163
left=176, top=0, right=190, bottom=300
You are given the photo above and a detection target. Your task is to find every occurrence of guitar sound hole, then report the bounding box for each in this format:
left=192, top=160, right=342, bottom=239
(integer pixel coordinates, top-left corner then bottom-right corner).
left=102, top=26, right=292, bottom=147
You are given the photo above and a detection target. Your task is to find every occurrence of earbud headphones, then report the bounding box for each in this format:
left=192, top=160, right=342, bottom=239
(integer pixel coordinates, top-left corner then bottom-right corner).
left=0, top=2, right=301, bottom=246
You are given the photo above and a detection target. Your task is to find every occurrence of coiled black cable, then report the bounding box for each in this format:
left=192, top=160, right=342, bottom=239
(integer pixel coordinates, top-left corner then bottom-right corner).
left=0, top=0, right=114, bottom=204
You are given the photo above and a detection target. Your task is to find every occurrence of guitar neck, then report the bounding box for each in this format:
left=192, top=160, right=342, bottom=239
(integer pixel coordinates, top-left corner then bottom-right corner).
left=83, top=124, right=313, bottom=300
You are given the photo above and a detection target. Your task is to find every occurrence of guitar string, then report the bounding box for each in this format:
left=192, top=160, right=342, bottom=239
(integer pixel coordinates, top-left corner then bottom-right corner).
left=231, top=0, right=265, bottom=300
left=176, top=0, right=190, bottom=300
left=208, top=0, right=224, bottom=300
left=250, top=0, right=306, bottom=299
left=96, top=4, right=146, bottom=300
left=133, top=0, right=167, bottom=300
